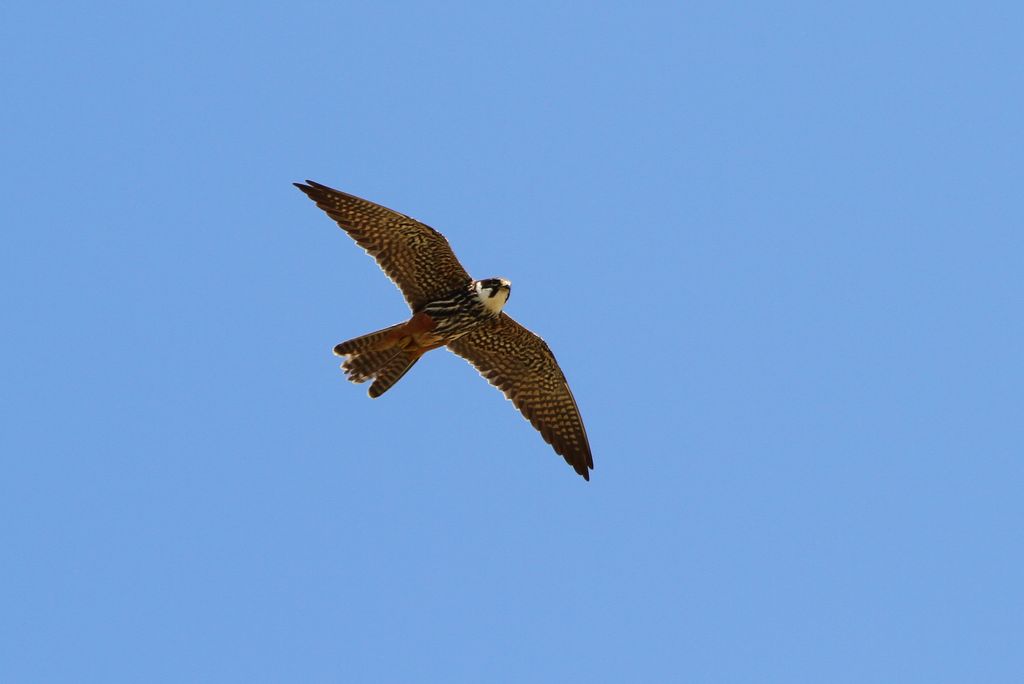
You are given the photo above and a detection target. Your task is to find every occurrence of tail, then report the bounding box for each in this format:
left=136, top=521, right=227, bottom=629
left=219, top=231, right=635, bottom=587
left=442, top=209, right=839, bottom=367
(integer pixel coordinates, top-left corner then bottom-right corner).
left=333, top=323, right=405, bottom=357
left=367, top=351, right=420, bottom=398
left=333, top=324, right=420, bottom=398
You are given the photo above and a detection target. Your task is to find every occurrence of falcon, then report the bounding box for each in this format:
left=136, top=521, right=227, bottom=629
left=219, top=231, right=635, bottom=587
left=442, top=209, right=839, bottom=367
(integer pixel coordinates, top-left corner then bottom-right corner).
left=294, top=180, right=594, bottom=480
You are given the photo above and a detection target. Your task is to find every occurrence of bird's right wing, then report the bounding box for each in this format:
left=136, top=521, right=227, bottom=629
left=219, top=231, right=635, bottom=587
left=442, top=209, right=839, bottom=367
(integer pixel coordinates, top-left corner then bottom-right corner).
left=295, top=181, right=473, bottom=311
left=448, top=313, right=593, bottom=480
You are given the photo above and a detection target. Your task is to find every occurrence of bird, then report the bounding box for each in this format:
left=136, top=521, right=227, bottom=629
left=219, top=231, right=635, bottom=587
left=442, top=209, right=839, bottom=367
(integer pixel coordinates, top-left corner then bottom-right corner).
left=294, top=180, right=594, bottom=480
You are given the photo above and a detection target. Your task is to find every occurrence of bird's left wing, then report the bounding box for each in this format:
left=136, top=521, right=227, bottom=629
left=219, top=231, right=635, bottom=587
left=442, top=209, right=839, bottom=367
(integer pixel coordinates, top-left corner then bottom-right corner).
left=447, top=313, right=593, bottom=480
left=294, top=180, right=473, bottom=311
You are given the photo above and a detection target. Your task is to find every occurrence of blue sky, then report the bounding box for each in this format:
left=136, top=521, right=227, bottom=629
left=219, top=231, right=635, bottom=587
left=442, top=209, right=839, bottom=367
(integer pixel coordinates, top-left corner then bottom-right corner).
left=2, top=1, right=1022, bottom=681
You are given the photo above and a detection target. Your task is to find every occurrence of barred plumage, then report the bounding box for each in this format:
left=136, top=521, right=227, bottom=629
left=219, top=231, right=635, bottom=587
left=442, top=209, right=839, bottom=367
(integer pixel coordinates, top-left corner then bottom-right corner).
left=448, top=314, right=593, bottom=480
left=294, top=181, right=471, bottom=310
left=342, top=348, right=400, bottom=384
left=295, top=180, right=594, bottom=480
left=368, top=351, right=420, bottom=398
left=420, top=284, right=499, bottom=339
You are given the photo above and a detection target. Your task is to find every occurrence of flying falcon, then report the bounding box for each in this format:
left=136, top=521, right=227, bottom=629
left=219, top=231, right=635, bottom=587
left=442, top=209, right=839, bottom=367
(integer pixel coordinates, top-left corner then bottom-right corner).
left=294, top=180, right=594, bottom=480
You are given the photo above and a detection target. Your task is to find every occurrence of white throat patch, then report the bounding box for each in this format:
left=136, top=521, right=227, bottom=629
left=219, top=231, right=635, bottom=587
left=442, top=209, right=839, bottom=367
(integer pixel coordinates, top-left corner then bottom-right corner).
left=476, top=279, right=511, bottom=315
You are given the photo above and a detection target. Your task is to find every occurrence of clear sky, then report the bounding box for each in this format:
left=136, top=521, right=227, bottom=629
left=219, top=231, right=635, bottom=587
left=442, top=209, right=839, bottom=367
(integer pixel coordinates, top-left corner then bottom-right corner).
left=2, top=2, right=1022, bottom=682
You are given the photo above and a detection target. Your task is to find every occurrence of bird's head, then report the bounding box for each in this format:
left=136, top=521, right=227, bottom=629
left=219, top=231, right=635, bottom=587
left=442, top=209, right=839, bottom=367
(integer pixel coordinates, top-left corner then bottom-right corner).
left=475, top=278, right=511, bottom=314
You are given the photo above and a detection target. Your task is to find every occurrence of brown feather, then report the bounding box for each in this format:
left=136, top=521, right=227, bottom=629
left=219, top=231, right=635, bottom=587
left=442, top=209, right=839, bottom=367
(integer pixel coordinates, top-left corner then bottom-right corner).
left=294, top=181, right=473, bottom=311
left=333, top=323, right=405, bottom=356
left=368, top=352, right=420, bottom=398
left=341, top=349, right=401, bottom=384
left=447, top=314, right=593, bottom=480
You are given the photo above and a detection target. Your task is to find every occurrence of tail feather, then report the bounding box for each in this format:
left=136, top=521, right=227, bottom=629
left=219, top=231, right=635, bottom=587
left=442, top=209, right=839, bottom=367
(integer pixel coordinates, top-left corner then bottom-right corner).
left=334, top=322, right=420, bottom=397
left=367, top=352, right=420, bottom=398
left=333, top=323, right=405, bottom=356
left=342, top=348, right=401, bottom=384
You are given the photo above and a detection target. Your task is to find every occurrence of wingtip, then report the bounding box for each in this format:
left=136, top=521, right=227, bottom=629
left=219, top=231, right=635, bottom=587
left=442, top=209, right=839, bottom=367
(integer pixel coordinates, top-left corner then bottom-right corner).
left=294, top=179, right=326, bottom=191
